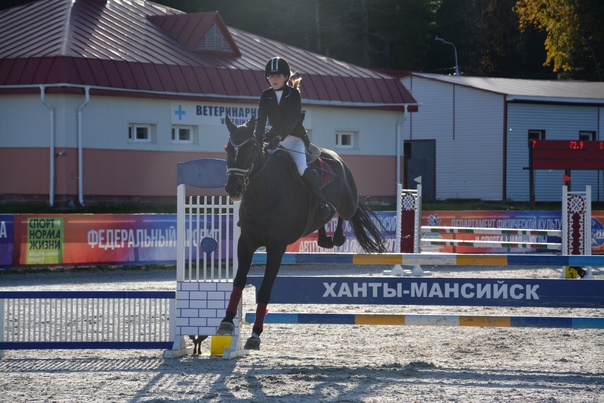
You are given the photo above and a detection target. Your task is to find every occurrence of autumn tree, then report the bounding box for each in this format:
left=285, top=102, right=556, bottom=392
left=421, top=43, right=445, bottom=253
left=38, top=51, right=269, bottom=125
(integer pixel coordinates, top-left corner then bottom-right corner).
left=515, top=0, right=603, bottom=80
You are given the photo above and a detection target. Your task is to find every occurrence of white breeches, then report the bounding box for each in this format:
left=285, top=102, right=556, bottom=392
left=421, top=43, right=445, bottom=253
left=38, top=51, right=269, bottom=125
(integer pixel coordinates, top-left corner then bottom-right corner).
left=278, top=135, right=307, bottom=176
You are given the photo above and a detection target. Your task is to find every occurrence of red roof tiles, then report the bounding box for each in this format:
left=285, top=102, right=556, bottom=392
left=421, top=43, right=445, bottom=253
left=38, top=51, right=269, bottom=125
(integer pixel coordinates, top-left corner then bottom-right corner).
left=0, top=0, right=417, bottom=109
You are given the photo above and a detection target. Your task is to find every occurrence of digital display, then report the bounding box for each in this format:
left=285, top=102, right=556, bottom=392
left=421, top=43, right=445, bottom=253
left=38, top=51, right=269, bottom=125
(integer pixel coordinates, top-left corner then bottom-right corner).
left=531, top=139, right=604, bottom=151
left=530, top=140, right=604, bottom=170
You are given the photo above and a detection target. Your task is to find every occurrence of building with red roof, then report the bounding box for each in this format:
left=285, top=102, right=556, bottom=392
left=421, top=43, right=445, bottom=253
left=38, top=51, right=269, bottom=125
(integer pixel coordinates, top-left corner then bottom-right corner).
left=0, top=0, right=417, bottom=206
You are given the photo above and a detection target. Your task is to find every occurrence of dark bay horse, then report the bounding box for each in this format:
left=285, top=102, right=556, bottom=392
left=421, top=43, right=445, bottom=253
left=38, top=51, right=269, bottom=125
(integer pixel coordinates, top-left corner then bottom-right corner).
left=217, top=116, right=388, bottom=350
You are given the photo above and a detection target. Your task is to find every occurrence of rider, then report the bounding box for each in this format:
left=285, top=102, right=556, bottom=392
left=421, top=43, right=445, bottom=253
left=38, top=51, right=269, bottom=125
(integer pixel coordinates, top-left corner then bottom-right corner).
left=254, top=56, right=334, bottom=222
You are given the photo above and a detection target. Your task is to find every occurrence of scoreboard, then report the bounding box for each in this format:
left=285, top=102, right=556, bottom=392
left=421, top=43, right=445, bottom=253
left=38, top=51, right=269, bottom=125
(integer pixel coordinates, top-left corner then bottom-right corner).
left=530, top=140, right=604, bottom=170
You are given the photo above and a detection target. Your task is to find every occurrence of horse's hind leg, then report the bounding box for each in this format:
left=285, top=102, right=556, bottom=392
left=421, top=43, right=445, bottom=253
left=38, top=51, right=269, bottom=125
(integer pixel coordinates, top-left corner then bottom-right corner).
left=332, top=216, right=346, bottom=246
left=317, top=226, right=334, bottom=249
left=189, top=335, right=208, bottom=355
left=317, top=216, right=346, bottom=248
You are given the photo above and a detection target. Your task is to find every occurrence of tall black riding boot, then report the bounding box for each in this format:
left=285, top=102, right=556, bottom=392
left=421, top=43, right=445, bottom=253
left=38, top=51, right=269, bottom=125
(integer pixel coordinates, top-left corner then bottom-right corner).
left=302, top=169, right=335, bottom=222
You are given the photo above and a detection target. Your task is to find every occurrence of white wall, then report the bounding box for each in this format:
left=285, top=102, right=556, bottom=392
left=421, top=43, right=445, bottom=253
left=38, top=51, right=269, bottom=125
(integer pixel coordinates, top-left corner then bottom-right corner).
left=0, top=94, right=55, bottom=147
left=0, top=92, right=406, bottom=199
left=1, top=93, right=403, bottom=155
left=402, top=76, right=504, bottom=200
left=310, top=108, right=402, bottom=155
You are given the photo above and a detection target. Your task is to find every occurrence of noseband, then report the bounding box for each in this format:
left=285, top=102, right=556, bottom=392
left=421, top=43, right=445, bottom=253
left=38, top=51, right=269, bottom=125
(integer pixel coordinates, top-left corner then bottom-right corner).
left=226, top=137, right=259, bottom=190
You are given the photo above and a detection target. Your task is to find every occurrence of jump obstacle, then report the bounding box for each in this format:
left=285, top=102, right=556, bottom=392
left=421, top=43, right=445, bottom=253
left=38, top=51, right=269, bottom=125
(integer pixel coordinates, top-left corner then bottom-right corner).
left=168, top=160, right=603, bottom=359
left=404, top=184, right=592, bottom=255
left=0, top=291, right=174, bottom=356
left=395, top=183, right=593, bottom=276
left=246, top=312, right=604, bottom=329
left=1, top=159, right=602, bottom=360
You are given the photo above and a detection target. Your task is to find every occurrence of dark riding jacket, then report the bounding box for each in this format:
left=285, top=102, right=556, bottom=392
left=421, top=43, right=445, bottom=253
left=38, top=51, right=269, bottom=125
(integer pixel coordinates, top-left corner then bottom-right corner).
left=254, top=85, right=307, bottom=144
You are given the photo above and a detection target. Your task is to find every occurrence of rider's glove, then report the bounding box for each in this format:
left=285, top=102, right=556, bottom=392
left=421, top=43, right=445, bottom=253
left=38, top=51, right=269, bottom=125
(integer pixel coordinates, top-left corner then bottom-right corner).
left=263, top=129, right=277, bottom=142
left=264, top=136, right=281, bottom=151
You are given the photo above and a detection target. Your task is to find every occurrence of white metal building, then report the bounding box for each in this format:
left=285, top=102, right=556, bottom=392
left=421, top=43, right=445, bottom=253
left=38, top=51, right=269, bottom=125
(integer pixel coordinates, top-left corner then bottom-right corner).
left=401, top=73, right=604, bottom=202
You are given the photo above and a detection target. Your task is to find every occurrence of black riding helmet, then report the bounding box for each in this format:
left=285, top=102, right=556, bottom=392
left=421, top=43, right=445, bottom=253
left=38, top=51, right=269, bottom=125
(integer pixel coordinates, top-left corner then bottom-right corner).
left=264, top=57, right=291, bottom=80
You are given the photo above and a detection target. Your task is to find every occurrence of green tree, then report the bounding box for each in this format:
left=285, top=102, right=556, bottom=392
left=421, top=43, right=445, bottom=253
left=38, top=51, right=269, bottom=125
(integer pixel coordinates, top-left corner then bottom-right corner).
left=515, top=0, right=603, bottom=80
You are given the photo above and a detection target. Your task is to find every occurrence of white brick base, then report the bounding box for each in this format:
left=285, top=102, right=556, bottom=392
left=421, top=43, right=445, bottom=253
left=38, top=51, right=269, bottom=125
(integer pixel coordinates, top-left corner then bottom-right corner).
left=175, top=281, right=238, bottom=337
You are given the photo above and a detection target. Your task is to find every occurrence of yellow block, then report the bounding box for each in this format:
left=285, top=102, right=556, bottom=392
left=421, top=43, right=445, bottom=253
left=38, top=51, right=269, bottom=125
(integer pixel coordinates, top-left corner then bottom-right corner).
left=457, top=255, right=508, bottom=266
left=460, top=316, right=510, bottom=327
left=210, top=336, right=232, bottom=356
left=564, top=266, right=582, bottom=279
left=355, top=314, right=406, bottom=325
left=353, top=254, right=403, bottom=265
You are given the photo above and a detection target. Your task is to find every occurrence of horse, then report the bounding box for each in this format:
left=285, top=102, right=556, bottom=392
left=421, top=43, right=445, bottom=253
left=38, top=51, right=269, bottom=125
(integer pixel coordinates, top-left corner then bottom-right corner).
left=217, top=116, right=388, bottom=350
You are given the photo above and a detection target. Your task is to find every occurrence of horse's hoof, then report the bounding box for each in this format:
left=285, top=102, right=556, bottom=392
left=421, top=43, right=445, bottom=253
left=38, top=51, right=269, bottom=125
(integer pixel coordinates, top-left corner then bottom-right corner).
left=318, top=236, right=335, bottom=249
left=333, top=234, right=347, bottom=247
left=216, top=321, right=234, bottom=335
left=243, top=335, right=261, bottom=350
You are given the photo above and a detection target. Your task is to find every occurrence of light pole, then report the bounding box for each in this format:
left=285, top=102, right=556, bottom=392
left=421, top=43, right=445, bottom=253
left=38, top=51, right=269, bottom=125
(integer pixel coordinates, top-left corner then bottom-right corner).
left=435, top=36, right=459, bottom=75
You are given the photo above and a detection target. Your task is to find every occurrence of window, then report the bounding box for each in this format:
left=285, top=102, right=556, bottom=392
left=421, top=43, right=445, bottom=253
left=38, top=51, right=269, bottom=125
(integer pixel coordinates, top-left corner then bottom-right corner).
left=579, top=130, right=596, bottom=141
left=336, top=130, right=356, bottom=149
left=128, top=124, right=152, bottom=143
left=172, top=126, right=193, bottom=144
left=528, top=129, right=545, bottom=141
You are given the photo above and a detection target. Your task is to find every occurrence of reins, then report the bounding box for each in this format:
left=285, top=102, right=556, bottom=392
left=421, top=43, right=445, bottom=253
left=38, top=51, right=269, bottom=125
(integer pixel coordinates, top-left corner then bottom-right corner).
left=227, top=136, right=339, bottom=191
left=226, top=136, right=264, bottom=191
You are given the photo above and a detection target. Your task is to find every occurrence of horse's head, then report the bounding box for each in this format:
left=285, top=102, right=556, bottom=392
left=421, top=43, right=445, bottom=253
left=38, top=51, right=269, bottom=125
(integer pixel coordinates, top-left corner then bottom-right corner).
left=224, top=116, right=261, bottom=200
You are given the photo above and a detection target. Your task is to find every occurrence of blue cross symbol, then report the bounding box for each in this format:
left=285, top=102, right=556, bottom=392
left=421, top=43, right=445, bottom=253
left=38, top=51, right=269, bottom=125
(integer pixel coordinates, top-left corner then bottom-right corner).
left=174, top=105, right=186, bottom=121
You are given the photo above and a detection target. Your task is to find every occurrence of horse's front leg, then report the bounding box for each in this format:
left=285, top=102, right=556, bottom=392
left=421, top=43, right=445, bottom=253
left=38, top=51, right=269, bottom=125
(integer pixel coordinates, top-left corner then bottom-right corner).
left=216, top=237, right=255, bottom=336
left=244, top=243, right=287, bottom=350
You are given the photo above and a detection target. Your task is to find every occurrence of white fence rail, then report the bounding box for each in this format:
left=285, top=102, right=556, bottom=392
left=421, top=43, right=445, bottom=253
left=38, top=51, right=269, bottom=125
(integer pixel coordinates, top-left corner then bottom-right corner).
left=0, top=291, right=174, bottom=356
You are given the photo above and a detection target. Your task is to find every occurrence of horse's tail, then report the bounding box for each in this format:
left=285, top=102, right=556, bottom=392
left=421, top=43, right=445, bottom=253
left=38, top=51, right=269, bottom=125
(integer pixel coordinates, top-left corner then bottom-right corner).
left=349, top=201, right=389, bottom=253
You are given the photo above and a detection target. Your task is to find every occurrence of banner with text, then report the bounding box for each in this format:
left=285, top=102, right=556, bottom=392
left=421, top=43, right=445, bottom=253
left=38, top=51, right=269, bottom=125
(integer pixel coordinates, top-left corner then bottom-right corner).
left=3, top=210, right=603, bottom=268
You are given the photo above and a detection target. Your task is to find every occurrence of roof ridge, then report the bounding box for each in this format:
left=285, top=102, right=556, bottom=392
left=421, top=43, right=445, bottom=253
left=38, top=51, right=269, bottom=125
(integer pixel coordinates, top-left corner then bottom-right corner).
left=60, top=0, right=76, bottom=56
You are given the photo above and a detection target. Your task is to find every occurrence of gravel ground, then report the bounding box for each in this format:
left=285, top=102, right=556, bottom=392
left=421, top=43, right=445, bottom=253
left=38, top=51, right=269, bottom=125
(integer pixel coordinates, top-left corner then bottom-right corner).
left=0, top=264, right=603, bottom=403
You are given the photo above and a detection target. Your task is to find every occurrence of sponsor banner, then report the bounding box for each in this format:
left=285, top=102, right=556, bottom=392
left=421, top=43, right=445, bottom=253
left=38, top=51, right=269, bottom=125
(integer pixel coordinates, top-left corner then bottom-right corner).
left=248, top=276, right=603, bottom=308
left=26, top=217, right=64, bottom=265
left=592, top=213, right=604, bottom=253
left=12, top=214, right=233, bottom=266
left=422, top=210, right=604, bottom=254
left=0, top=215, right=14, bottom=266
left=3, top=210, right=603, bottom=268
left=421, top=210, right=561, bottom=254
left=286, top=211, right=398, bottom=253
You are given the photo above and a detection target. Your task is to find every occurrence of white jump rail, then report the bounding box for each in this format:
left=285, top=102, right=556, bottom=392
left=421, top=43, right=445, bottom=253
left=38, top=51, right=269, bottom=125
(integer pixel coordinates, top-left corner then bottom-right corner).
left=0, top=291, right=174, bottom=358
left=417, top=186, right=591, bottom=255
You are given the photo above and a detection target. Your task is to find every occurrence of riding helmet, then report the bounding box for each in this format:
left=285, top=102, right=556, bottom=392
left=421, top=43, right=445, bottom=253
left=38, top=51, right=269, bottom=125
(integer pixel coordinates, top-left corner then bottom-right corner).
left=264, top=57, right=291, bottom=79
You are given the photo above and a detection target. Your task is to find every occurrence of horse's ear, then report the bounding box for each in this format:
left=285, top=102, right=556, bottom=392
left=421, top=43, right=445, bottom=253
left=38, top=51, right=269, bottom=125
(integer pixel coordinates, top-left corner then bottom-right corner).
left=246, top=116, right=256, bottom=129
left=226, top=115, right=236, bottom=134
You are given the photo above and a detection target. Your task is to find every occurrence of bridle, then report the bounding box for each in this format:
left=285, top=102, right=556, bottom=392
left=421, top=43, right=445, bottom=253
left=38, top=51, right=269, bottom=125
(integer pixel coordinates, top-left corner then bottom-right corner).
left=226, top=136, right=260, bottom=191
